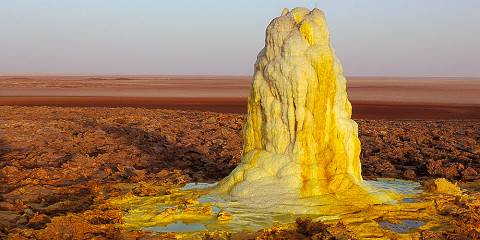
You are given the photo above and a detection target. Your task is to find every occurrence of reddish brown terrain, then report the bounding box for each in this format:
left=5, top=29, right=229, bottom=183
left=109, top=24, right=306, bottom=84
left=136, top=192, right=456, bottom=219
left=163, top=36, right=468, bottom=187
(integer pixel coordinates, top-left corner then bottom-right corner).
left=0, top=106, right=479, bottom=239
left=0, top=75, right=479, bottom=119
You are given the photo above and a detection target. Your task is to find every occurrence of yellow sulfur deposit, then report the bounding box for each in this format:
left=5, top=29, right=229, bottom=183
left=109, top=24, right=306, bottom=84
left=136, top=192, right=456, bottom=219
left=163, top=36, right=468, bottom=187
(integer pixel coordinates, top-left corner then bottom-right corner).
left=215, top=7, right=394, bottom=207
left=424, top=178, right=463, bottom=196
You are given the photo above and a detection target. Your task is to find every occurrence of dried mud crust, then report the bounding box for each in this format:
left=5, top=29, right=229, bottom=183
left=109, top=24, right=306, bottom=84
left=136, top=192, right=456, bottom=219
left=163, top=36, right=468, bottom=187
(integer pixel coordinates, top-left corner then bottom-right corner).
left=0, top=106, right=479, bottom=239
left=360, top=120, right=480, bottom=181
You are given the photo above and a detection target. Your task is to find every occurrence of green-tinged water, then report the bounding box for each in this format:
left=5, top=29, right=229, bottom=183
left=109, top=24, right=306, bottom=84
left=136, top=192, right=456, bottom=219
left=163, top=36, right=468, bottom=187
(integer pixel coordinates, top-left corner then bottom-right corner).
left=122, top=178, right=425, bottom=234
left=145, top=222, right=206, bottom=233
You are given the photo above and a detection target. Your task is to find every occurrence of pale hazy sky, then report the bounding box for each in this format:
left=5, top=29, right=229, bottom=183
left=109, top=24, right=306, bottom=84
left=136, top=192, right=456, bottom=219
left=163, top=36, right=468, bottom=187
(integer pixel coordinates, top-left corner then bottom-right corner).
left=1, top=0, right=479, bottom=77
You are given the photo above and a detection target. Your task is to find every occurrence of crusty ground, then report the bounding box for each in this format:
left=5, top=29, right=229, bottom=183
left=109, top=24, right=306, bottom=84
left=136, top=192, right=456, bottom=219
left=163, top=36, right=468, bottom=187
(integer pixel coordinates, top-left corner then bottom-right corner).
left=0, top=106, right=479, bottom=239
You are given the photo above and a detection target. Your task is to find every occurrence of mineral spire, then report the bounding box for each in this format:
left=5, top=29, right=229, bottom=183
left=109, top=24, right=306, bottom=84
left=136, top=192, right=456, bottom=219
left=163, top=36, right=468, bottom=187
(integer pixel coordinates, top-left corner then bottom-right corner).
left=216, top=8, right=372, bottom=200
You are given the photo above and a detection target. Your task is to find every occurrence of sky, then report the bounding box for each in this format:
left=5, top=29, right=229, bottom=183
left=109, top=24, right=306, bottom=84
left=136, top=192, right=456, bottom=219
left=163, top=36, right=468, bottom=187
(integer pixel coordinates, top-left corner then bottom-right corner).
left=1, top=0, right=479, bottom=77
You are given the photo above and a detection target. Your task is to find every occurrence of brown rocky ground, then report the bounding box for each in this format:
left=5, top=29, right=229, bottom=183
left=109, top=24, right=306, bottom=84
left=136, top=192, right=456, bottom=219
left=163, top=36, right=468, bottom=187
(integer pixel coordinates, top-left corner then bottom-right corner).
left=0, top=106, right=479, bottom=239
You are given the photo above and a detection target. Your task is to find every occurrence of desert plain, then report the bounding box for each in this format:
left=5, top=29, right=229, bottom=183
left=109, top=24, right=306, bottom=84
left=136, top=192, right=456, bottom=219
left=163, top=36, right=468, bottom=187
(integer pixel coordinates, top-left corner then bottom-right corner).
left=0, top=76, right=479, bottom=239
left=0, top=75, right=479, bottom=119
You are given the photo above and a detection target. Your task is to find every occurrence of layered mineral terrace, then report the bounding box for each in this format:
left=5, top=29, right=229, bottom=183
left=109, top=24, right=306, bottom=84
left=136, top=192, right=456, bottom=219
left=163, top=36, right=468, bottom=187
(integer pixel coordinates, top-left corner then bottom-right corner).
left=216, top=8, right=391, bottom=204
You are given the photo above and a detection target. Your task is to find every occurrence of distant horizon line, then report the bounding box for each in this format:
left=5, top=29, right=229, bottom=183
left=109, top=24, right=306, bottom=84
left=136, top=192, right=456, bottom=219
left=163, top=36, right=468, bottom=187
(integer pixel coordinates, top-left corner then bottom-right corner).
left=1, top=74, right=479, bottom=79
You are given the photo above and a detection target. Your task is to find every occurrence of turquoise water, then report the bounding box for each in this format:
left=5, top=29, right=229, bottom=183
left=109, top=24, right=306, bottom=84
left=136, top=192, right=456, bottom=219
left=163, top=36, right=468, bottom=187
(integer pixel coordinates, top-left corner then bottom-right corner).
left=366, top=178, right=423, bottom=195
left=378, top=220, right=425, bottom=233
left=180, top=182, right=217, bottom=190
left=145, top=221, right=206, bottom=232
